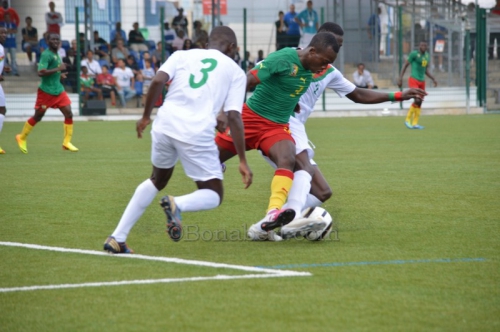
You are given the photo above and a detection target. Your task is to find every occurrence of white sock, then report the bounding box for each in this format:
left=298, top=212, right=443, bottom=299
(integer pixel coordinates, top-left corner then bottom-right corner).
left=112, top=179, right=158, bottom=242
left=174, top=189, right=220, bottom=212
left=304, top=194, right=323, bottom=209
left=283, top=170, right=312, bottom=218
left=0, top=114, right=4, bottom=133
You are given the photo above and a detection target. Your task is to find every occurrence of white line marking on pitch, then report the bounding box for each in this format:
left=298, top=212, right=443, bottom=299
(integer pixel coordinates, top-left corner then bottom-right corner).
left=0, top=242, right=311, bottom=293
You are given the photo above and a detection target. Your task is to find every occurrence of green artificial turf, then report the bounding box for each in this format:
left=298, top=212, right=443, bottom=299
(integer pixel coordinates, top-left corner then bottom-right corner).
left=0, top=115, right=499, bottom=331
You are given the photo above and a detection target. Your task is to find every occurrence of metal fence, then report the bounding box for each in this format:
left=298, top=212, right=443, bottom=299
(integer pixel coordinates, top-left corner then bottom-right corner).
left=2, top=0, right=496, bottom=114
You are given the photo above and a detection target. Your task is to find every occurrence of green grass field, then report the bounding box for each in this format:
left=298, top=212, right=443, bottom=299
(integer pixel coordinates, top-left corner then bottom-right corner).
left=1, top=115, right=499, bottom=331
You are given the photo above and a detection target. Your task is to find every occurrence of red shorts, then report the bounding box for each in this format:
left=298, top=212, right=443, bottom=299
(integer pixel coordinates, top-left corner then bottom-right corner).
left=215, top=103, right=295, bottom=156
left=35, top=89, right=71, bottom=111
left=408, top=77, right=425, bottom=90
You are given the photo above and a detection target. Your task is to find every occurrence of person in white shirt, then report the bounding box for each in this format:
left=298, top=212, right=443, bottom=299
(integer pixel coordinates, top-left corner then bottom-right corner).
left=171, top=29, right=187, bottom=51
left=352, top=62, right=378, bottom=89
left=112, top=59, right=136, bottom=106
left=80, top=50, right=102, bottom=78
left=103, top=26, right=252, bottom=253
left=0, top=27, right=10, bottom=154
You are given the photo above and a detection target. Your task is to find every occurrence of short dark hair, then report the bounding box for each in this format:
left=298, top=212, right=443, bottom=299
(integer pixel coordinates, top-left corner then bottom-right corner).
left=279, top=11, right=284, bottom=15
left=102, top=65, right=109, bottom=69
left=26, top=16, right=32, bottom=21
left=357, top=63, right=365, bottom=67
left=308, top=31, right=340, bottom=53
left=318, top=22, right=344, bottom=36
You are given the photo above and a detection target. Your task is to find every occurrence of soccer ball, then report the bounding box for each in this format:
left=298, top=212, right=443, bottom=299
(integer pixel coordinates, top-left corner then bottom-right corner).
left=300, top=207, right=333, bottom=241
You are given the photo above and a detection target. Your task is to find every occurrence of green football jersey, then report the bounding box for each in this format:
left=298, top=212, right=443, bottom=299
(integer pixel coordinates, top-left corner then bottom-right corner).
left=246, top=47, right=313, bottom=124
left=38, top=49, right=64, bottom=95
left=408, top=50, right=429, bottom=82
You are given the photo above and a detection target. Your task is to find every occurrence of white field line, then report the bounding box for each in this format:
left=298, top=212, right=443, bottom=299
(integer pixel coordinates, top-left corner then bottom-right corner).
left=0, top=242, right=311, bottom=293
left=0, top=272, right=307, bottom=293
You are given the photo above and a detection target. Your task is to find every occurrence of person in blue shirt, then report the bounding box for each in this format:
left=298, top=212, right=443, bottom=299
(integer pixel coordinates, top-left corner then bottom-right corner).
left=296, top=1, right=319, bottom=48
left=0, top=12, right=18, bottom=76
left=283, top=4, right=300, bottom=48
left=110, top=22, right=127, bottom=48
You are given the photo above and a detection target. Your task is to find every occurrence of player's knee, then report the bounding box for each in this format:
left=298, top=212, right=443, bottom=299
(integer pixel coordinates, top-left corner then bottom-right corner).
left=318, top=188, right=333, bottom=202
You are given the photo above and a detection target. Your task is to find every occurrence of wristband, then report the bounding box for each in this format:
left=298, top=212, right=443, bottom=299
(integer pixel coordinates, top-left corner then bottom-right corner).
left=394, top=91, right=403, bottom=101
left=388, top=92, right=395, bottom=102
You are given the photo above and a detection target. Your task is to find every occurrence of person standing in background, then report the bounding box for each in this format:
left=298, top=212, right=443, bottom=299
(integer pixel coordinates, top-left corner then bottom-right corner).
left=367, top=7, right=381, bottom=62
left=275, top=11, right=288, bottom=50
left=296, top=1, right=319, bottom=49
left=0, top=13, right=18, bottom=76
left=45, top=1, right=63, bottom=35
left=489, top=0, right=500, bottom=60
left=0, top=0, right=19, bottom=27
left=284, top=4, right=300, bottom=48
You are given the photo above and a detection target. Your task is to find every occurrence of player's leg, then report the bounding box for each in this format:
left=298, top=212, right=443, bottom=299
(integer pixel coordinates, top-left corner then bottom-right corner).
left=105, top=131, right=177, bottom=253
left=160, top=137, right=224, bottom=241
left=16, top=107, right=45, bottom=154
left=59, top=102, right=79, bottom=151
left=249, top=138, right=296, bottom=238
left=283, top=150, right=313, bottom=217
left=411, top=80, right=425, bottom=129
left=0, top=85, right=6, bottom=154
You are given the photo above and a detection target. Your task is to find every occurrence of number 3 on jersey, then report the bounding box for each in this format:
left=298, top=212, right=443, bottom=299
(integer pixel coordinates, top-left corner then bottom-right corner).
left=189, top=58, right=218, bottom=89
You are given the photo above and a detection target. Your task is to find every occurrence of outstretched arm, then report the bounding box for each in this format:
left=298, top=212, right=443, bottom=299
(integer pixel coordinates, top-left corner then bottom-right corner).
left=346, top=87, right=427, bottom=104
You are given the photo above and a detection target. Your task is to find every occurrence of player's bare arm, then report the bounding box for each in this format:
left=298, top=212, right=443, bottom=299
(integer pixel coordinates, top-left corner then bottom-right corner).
left=137, top=71, right=169, bottom=138
left=226, top=110, right=252, bottom=188
left=425, top=68, right=438, bottom=87
left=346, top=87, right=427, bottom=104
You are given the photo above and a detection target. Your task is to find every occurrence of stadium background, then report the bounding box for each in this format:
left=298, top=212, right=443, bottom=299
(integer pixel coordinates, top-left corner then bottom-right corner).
left=3, top=0, right=499, bottom=114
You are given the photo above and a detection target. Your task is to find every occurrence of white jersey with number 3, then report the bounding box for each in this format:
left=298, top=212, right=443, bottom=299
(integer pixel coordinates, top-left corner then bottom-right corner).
left=153, top=49, right=246, bottom=145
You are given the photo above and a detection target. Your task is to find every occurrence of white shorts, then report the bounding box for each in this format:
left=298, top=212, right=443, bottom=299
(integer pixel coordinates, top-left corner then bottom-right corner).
left=150, top=130, right=223, bottom=182
left=0, top=84, right=5, bottom=107
left=289, top=116, right=314, bottom=160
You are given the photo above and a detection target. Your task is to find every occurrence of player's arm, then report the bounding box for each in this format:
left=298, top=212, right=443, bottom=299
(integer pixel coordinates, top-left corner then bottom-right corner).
left=137, top=71, right=169, bottom=138
left=425, top=67, right=438, bottom=87
left=246, top=69, right=260, bottom=92
left=397, top=60, right=410, bottom=87
left=346, top=87, right=427, bottom=104
left=38, top=57, right=66, bottom=77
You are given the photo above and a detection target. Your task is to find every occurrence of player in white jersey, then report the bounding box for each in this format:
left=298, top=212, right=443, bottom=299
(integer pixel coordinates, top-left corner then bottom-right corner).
left=0, top=27, right=9, bottom=154
left=104, top=26, right=252, bottom=253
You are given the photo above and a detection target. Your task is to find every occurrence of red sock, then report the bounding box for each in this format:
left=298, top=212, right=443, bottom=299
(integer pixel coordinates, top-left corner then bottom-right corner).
left=64, top=118, right=73, bottom=125
left=27, top=117, right=37, bottom=126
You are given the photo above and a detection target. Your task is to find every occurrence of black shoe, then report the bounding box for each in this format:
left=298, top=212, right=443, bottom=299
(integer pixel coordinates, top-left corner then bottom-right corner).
left=261, top=208, right=296, bottom=231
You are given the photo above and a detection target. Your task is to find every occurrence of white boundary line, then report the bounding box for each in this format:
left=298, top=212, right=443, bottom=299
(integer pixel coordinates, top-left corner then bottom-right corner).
left=0, top=242, right=311, bottom=293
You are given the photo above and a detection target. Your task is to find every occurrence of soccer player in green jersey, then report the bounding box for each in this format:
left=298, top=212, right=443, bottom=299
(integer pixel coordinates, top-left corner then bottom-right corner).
left=398, top=40, right=437, bottom=130
left=16, top=33, right=78, bottom=153
left=215, top=32, right=339, bottom=240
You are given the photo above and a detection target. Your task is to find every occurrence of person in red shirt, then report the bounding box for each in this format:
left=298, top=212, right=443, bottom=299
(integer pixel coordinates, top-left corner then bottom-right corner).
left=45, top=1, right=63, bottom=35
left=0, top=0, right=20, bottom=26
left=96, top=65, right=118, bottom=106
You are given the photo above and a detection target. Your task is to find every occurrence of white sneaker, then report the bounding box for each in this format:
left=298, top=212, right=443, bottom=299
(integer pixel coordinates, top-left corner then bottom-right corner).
left=280, top=218, right=327, bottom=240
left=247, top=223, right=282, bottom=241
